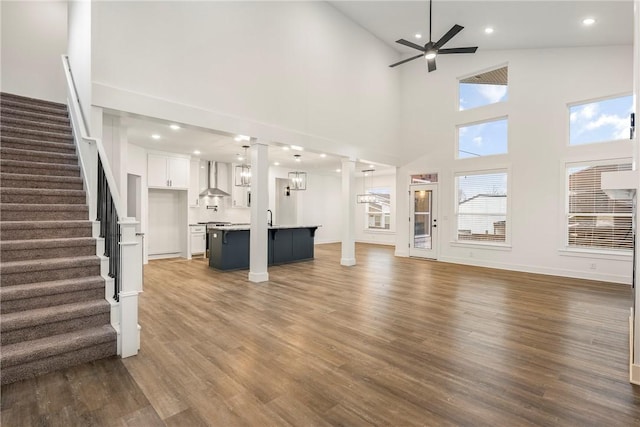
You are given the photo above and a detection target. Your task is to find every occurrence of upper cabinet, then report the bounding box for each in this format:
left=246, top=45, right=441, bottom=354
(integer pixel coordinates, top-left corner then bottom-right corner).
left=148, top=153, right=189, bottom=189
left=188, top=159, right=201, bottom=207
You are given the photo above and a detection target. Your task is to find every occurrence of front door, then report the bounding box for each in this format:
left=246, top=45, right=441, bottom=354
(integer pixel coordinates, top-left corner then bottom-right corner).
left=409, top=184, right=438, bottom=259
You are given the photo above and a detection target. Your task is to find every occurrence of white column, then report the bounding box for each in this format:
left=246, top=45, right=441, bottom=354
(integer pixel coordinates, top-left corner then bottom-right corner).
left=118, top=217, right=142, bottom=358
left=631, top=0, right=640, bottom=384
left=249, top=141, right=269, bottom=283
left=341, top=158, right=356, bottom=266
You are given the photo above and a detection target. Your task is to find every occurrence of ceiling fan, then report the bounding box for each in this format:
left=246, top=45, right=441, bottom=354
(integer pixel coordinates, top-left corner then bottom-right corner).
left=390, top=0, right=478, bottom=72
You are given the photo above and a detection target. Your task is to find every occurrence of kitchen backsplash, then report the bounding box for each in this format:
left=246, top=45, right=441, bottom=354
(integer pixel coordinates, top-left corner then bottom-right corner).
left=189, top=197, right=250, bottom=224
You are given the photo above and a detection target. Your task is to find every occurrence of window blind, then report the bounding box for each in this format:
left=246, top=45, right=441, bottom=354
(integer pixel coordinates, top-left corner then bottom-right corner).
left=567, top=162, right=632, bottom=250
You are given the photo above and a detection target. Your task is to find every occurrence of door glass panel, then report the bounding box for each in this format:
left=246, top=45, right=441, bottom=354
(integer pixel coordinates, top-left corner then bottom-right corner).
left=414, top=190, right=432, bottom=249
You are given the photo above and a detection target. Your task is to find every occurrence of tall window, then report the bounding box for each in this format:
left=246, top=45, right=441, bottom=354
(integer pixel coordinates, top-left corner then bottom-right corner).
left=569, top=95, right=633, bottom=145
left=455, top=171, right=508, bottom=243
left=459, top=66, right=508, bottom=111
left=458, top=118, right=508, bottom=159
left=366, top=187, right=391, bottom=230
left=566, top=161, right=632, bottom=251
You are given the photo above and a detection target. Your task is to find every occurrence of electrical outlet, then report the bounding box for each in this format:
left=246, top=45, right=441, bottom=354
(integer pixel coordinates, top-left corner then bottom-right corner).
left=589, top=263, right=597, bottom=270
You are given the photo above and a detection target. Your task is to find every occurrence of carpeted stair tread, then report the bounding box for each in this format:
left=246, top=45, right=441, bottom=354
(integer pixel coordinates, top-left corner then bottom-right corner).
left=0, top=276, right=104, bottom=302
left=0, top=147, right=78, bottom=165
left=1, top=300, right=110, bottom=332
left=0, top=99, right=68, bottom=118
left=0, top=93, right=67, bottom=110
left=1, top=124, right=72, bottom=138
left=0, top=188, right=86, bottom=205
left=0, top=237, right=95, bottom=251
left=1, top=116, right=72, bottom=134
left=1, top=204, right=89, bottom=221
left=0, top=136, right=76, bottom=153
left=0, top=107, right=70, bottom=125
left=0, top=325, right=116, bottom=369
left=0, top=159, right=80, bottom=177
left=0, top=237, right=96, bottom=262
left=0, top=220, right=93, bottom=240
left=0, top=172, right=83, bottom=190
left=0, top=255, right=99, bottom=275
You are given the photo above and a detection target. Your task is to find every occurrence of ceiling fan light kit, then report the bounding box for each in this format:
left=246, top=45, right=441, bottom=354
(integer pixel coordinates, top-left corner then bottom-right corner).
left=390, top=0, right=478, bottom=72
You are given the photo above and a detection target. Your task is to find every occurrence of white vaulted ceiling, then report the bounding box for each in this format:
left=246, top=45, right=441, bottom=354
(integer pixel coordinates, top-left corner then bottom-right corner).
left=330, top=1, right=633, bottom=56
left=123, top=1, right=634, bottom=170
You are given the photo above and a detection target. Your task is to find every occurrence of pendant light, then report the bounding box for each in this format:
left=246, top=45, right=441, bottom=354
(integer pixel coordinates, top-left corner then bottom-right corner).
left=234, top=145, right=251, bottom=187
left=356, top=169, right=377, bottom=203
left=288, top=154, right=307, bottom=190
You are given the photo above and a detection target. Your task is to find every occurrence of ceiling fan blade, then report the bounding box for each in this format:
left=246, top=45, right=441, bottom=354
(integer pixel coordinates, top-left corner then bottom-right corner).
left=438, top=46, right=478, bottom=54
left=395, top=39, right=426, bottom=52
left=434, top=24, right=464, bottom=49
left=427, top=57, right=436, bottom=72
left=389, top=54, right=424, bottom=68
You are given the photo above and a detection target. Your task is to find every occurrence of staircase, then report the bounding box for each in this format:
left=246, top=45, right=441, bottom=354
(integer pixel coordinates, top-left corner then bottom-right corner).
left=0, top=92, right=117, bottom=385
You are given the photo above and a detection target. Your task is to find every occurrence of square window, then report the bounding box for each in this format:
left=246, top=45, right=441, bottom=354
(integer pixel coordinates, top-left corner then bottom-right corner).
left=459, top=66, right=508, bottom=111
left=566, top=161, right=632, bottom=251
left=569, top=95, right=633, bottom=145
left=458, top=118, right=508, bottom=158
left=455, top=171, right=508, bottom=243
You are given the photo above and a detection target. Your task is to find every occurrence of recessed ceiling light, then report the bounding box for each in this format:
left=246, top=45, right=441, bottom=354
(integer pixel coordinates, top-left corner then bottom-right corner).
left=274, top=162, right=280, bottom=166
left=290, top=145, right=304, bottom=151
left=193, top=150, right=201, bottom=155
left=484, top=27, right=494, bottom=34
left=336, top=169, right=341, bottom=173
left=234, top=135, right=250, bottom=142
left=368, top=164, right=375, bottom=168
left=320, top=153, right=327, bottom=158
left=151, top=134, right=161, bottom=140
left=282, top=146, right=290, bottom=151
left=414, top=33, right=422, bottom=39
left=170, top=124, right=181, bottom=130
left=582, top=17, right=596, bottom=26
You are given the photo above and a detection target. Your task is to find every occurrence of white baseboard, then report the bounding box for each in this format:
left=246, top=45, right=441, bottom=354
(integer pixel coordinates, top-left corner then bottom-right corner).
left=148, top=253, right=182, bottom=260
left=438, top=255, right=631, bottom=285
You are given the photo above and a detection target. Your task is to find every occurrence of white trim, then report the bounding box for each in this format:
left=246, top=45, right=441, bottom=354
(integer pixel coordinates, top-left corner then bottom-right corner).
left=558, top=247, right=632, bottom=261
left=439, top=255, right=631, bottom=285
left=450, top=241, right=512, bottom=251
left=248, top=272, right=269, bottom=283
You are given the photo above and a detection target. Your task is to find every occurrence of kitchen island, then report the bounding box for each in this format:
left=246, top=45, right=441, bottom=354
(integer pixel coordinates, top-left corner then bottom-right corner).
left=207, top=225, right=320, bottom=271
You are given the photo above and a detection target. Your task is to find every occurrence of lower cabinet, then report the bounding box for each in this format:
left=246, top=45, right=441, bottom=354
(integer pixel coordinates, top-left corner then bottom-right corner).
left=190, top=226, right=206, bottom=256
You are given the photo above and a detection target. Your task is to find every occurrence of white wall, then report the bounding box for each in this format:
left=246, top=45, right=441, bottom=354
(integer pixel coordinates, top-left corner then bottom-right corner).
left=90, top=1, right=401, bottom=166
left=67, top=0, right=91, bottom=123
left=396, top=46, right=634, bottom=284
left=355, top=172, right=397, bottom=245
left=0, top=1, right=67, bottom=102
left=127, top=144, right=149, bottom=263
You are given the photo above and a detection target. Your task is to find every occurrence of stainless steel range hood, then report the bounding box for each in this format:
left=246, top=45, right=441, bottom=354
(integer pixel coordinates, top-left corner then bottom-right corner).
left=199, top=161, right=230, bottom=197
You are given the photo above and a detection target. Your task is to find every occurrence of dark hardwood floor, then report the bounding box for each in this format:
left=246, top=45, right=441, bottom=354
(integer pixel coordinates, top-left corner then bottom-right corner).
left=3, top=243, right=640, bottom=426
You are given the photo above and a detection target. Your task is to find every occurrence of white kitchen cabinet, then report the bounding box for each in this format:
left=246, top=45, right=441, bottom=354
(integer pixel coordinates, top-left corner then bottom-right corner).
left=188, top=159, right=200, bottom=207
left=148, top=153, right=189, bottom=189
left=190, top=225, right=206, bottom=256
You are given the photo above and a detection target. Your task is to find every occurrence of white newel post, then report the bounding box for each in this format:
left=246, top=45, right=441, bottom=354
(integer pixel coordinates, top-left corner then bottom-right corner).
left=249, top=141, right=269, bottom=283
left=341, top=158, right=356, bottom=266
left=119, top=217, right=142, bottom=357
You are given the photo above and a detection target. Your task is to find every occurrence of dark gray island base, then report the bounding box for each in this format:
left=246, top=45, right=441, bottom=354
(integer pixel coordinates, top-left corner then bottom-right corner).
left=208, top=226, right=319, bottom=271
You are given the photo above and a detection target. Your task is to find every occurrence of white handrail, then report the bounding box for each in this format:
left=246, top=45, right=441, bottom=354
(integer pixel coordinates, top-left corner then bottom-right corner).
left=61, top=55, right=125, bottom=218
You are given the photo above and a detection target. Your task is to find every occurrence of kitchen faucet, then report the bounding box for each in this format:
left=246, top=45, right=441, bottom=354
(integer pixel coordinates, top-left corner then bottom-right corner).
left=267, top=209, right=273, bottom=227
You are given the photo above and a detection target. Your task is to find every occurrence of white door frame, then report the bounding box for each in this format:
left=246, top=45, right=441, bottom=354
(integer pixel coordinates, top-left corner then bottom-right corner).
left=409, top=184, right=438, bottom=259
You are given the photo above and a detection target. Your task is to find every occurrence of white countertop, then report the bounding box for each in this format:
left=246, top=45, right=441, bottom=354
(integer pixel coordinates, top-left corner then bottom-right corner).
left=208, top=224, right=321, bottom=231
